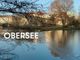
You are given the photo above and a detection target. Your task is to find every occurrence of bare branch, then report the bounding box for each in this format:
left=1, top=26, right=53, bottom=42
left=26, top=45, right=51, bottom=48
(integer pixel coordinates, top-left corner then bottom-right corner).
left=0, top=0, right=43, bottom=14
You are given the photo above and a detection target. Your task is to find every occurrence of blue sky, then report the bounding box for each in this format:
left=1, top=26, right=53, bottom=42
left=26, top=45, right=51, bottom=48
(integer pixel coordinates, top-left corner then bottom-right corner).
left=36, top=0, right=53, bottom=11
left=74, top=0, right=80, bottom=13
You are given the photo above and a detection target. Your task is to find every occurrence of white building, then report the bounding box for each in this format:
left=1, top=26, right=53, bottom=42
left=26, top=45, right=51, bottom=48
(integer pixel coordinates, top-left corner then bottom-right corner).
left=0, top=14, right=29, bottom=27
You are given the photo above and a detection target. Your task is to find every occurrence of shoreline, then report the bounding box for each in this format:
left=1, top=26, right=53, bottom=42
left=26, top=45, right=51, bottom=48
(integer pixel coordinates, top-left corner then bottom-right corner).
left=0, top=26, right=80, bottom=31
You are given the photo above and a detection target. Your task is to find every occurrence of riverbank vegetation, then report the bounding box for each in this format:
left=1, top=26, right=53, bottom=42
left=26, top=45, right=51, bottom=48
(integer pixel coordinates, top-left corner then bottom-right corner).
left=0, top=0, right=80, bottom=31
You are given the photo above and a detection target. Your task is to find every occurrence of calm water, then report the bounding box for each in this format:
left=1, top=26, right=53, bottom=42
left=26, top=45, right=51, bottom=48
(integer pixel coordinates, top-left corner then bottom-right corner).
left=0, top=30, right=80, bottom=60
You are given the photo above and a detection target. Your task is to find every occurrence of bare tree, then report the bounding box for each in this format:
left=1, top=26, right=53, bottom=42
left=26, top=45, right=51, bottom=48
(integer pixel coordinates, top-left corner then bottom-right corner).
left=0, top=0, right=43, bottom=12
left=50, top=0, right=73, bottom=26
left=0, top=0, right=46, bottom=28
left=50, top=0, right=73, bottom=13
left=0, top=0, right=44, bottom=17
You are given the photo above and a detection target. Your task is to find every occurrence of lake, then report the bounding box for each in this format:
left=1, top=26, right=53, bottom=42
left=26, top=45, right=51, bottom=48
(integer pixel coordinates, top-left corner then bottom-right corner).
left=0, top=30, right=80, bottom=60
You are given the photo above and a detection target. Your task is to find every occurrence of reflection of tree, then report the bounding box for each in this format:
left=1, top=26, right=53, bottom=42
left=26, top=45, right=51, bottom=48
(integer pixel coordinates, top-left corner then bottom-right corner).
left=0, top=53, right=18, bottom=60
left=14, top=39, right=36, bottom=51
left=0, top=38, right=18, bottom=60
left=49, top=30, right=67, bottom=57
left=46, top=30, right=80, bottom=60
left=0, top=36, right=40, bottom=60
left=50, top=30, right=71, bottom=47
left=0, top=30, right=47, bottom=60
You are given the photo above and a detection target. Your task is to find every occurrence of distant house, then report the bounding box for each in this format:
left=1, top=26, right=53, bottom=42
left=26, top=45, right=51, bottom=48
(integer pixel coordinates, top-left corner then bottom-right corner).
left=25, top=11, right=50, bottom=18
left=0, top=15, right=29, bottom=27
left=0, top=11, right=51, bottom=28
left=0, top=15, right=13, bottom=28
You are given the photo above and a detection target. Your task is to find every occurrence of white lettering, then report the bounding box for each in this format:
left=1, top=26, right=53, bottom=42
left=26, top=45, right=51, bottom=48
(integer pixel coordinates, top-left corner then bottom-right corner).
left=4, top=32, right=39, bottom=40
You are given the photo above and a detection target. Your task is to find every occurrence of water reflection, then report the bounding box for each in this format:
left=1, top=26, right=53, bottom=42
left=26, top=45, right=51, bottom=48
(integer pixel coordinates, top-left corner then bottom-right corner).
left=0, top=29, right=80, bottom=60
left=45, top=30, right=80, bottom=60
left=0, top=38, right=18, bottom=60
left=0, top=37, right=38, bottom=60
